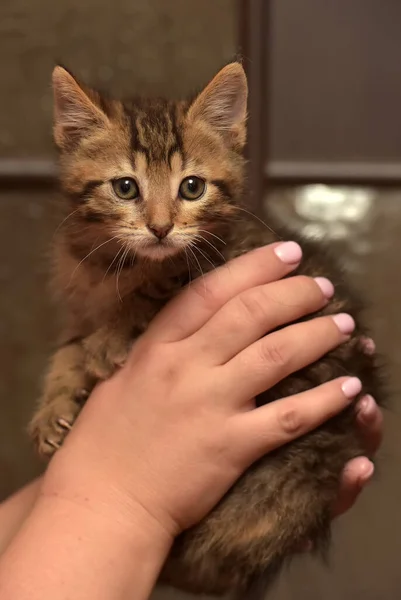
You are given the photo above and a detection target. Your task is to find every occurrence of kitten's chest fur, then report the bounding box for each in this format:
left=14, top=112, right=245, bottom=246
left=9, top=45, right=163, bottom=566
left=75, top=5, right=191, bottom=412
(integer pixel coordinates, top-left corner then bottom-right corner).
left=54, top=240, right=204, bottom=337
left=55, top=219, right=354, bottom=340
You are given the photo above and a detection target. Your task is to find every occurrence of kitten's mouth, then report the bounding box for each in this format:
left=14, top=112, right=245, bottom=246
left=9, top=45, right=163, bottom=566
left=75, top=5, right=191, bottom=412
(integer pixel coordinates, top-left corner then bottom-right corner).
left=136, top=238, right=182, bottom=261
left=124, top=230, right=195, bottom=262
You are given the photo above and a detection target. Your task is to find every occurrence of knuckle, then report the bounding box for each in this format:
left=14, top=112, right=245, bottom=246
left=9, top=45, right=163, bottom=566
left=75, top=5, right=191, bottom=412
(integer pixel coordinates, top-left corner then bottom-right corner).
left=191, top=279, right=219, bottom=310
left=236, top=289, right=269, bottom=323
left=290, top=276, right=320, bottom=305
left=321, top=317, right=340, bottom=340
left=305, top=316, right=337, bottom=346
left=138, top=341, right=172, bottom=370
left=258, top=341, right=287, bottom=368
left=277, top=405, right=303, bottom=435
left=298, top=274, right=315, bottom=287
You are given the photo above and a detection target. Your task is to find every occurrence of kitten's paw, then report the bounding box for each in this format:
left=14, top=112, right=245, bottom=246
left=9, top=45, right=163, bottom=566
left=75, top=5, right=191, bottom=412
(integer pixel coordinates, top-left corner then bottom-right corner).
left=28, top=395, right=81, bottom=459
left=83, top=330, right=131, bottom=380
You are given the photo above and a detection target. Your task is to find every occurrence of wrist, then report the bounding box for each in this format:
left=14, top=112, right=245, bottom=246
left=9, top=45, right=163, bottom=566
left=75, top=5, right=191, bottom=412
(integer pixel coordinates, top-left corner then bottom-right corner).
left=42, top=451, right=174, bottom=553
left=0, top=465, right=173, bottom=600
left=43, top=418, right=183, bottom=539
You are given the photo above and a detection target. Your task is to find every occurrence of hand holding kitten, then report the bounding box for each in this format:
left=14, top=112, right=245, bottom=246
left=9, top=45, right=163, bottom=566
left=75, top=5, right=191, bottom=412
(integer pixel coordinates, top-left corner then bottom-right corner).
left=0, top=242, right=381, bottom=600
left=42, top=242, right=377, bottom=536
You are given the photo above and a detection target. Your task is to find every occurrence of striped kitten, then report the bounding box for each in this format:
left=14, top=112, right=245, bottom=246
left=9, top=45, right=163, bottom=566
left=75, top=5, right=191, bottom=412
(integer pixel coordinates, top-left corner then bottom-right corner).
left=29, top=63, right=384, bottom=595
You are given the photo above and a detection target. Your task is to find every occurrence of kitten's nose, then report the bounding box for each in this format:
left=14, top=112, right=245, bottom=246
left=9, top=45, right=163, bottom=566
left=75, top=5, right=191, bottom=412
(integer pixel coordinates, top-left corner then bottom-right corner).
left=147, top=223, right=173, bottom=240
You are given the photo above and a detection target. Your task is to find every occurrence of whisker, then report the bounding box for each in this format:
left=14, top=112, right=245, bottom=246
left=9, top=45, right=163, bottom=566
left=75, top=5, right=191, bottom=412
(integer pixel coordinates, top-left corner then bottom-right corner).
left=116, top=245, right=131, bottom=302
left=195, top=233, right=226, bottom=263
left=103, top=243, right=125, bottom=282
left=115, top=252, right=124, bottom=302
left=69, top=236, right=120, bottom=284
left=197, top=229, right=227, bottom=246
left=187, top=244, right=204, bottom=278
left=187, top=244, right=207, bottom=294
left=192, top=242, right=219, bottom=272
left=183, top=248, right=192, bottom=288
left=130, top=248, right=137, bottom=268
left=115, top=246, right=126, bottom=302
left=233, top=206, right=281, bottom=238
left=53, top=208, right=82, bottom=238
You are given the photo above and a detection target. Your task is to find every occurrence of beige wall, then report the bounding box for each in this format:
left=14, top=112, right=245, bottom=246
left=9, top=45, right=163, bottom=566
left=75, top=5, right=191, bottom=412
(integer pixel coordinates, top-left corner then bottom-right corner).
left=0, top=0, right=237, bottom=158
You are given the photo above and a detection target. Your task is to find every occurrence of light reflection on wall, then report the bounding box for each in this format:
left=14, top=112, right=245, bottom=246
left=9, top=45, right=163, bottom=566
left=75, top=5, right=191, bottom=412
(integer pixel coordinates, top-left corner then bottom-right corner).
left=295, top=185, right=374, bottom=240
left=266, top=185, right=378, bottom=274
left=267, top=185, right=375, bottom=240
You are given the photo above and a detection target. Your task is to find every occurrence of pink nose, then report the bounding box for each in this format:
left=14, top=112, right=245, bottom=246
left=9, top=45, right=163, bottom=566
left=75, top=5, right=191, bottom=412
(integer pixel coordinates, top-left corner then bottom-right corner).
left=147, top=224, right=173, bottom=240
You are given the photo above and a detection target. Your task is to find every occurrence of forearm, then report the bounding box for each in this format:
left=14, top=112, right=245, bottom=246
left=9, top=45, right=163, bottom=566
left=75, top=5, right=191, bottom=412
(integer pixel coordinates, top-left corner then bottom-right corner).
left=0, top=488, right=172, bottom=600
left=0, top=477, right=42, bottom=555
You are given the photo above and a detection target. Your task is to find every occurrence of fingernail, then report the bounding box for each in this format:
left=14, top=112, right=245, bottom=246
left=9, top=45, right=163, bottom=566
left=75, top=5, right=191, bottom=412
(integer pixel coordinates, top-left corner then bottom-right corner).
left=362, top=337, right=376, bottom=355
left=342, top=377, right=362, bottom=398
left=314, top=277, right=335, bottom=299
left=358, top=460, right=375, bottom=485
left=332, top=313, right=355, bottom=335
left=274, top=241, right=302, bottom=264
left=357, top=394, right=376, bottom=421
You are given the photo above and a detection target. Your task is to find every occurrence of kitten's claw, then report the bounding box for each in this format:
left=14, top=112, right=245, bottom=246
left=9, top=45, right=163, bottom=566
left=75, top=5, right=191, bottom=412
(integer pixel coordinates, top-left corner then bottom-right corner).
left=28, top=395, right=81, bottom=459
left=57, top=418, right=72, bottom=431
left=45, top=438, right=61, bottom=451
left=75, top=388, right=90, bottom=403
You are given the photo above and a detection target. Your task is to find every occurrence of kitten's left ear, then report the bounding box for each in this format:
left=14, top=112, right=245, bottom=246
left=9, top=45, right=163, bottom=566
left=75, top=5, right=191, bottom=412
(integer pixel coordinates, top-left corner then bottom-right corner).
left=187, top=62, right=248, bottom=147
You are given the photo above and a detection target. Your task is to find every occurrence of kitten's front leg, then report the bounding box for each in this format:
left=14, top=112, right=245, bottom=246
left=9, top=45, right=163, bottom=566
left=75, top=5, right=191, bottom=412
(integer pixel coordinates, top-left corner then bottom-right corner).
left=83, top=323, right=134, bottom=381
left=29, top=342, right=92, bottom=458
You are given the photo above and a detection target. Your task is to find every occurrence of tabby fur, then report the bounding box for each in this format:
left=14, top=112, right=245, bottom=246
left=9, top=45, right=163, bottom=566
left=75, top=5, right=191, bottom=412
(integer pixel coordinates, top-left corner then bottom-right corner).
left=29, top=63, right=385, bottom=595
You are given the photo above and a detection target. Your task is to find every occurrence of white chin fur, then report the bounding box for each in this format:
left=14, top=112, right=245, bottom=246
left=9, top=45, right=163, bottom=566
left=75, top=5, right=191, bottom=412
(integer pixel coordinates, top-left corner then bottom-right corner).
left=136, top=243, right=181, bottom=261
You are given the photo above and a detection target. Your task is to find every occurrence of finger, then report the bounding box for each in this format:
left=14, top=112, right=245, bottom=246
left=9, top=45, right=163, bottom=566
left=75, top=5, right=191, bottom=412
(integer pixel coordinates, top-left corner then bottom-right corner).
left=147, top=242, right=302, bottom=342
left=355, top=395, right=383, bottom=456
left=226, top=313, right=355, bottom=400
left=361, top=336, right=376, bottom=356
left=194, top=275, right=334, bottom=364
left=231, top=376, right=362, bottom=465
left=332, top=457, right=375, bottom=518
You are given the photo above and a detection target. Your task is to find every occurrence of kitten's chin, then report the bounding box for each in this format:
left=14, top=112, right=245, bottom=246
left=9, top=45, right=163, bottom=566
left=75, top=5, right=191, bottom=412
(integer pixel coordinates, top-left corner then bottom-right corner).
left=136, top=243, right=182, bottom=262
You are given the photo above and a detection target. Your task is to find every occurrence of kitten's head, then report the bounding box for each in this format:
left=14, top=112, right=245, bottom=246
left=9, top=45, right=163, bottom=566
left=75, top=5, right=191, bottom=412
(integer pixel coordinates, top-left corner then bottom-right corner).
left=53, top=62, right=248, bottom=262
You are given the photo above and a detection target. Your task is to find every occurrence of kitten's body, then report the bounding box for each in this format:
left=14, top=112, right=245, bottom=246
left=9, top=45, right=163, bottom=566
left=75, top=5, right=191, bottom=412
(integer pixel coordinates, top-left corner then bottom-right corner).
left=29, top=63, right=384, bottom=595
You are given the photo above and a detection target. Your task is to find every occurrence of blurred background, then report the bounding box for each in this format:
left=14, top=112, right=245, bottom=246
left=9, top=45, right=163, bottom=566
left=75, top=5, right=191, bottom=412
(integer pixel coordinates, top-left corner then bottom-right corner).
left=1, top=1, right=401, bottom=599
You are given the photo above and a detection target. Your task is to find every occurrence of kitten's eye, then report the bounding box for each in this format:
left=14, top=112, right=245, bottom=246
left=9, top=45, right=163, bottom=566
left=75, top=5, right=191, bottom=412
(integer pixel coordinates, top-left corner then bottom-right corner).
left=179, top=176, right=206, bottom=201
left=112, top=178, right=140, bottom=200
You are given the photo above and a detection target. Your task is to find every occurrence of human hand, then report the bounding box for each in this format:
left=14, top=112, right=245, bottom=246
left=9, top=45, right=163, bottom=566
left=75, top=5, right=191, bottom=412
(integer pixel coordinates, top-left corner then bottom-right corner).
left=333, top=391, right=382, bottom=518
left=43, top=241, right=364, bottom=541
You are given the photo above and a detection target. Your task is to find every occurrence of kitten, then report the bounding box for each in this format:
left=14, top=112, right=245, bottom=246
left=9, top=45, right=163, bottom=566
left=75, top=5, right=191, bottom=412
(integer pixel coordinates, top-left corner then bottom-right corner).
left=29, top=62, right=385, bottom=596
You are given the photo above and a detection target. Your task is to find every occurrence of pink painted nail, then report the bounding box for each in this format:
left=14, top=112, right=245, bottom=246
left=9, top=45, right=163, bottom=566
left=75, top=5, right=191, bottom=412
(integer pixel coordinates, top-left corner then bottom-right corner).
left=332, top=313, right=355, bottom=335
left=362, top=337, right=376, bottom=355
left=342, top=377, right=362, bottom=398
left=357, top=394, right=376, bottom=420
left=274, top=241, right=302, bottom=265
left=358, top=460, right=375, bottom=484
left=314, top=277, right=335, bottom=299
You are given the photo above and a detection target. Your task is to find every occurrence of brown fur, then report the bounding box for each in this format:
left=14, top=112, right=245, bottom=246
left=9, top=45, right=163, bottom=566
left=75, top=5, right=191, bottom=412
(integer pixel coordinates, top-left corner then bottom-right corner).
left=29, top=63, right=385, bottom=595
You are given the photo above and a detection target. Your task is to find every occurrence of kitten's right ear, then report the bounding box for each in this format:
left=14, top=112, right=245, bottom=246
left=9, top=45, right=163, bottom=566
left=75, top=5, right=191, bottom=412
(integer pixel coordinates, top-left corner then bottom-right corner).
left=52, top=66, right=108, bottom=149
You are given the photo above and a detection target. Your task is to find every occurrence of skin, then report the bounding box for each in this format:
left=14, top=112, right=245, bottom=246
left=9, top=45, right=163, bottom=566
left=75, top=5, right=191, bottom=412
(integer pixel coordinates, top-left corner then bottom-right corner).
left=0, top=243, right=383, bottom=599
